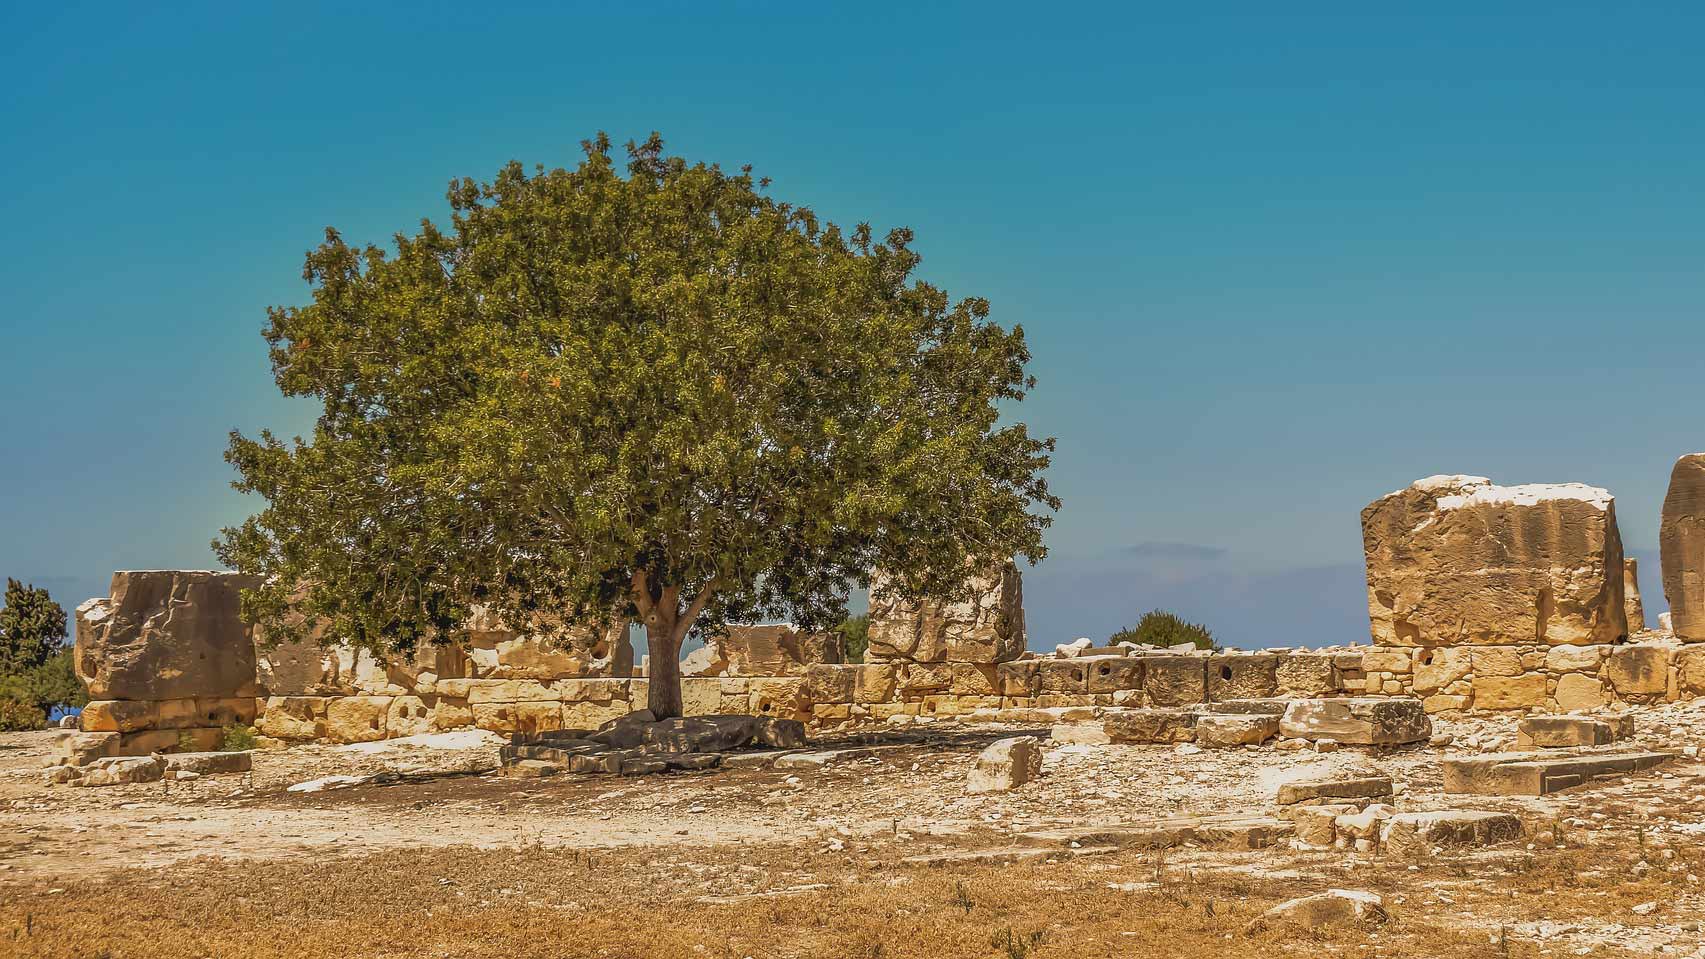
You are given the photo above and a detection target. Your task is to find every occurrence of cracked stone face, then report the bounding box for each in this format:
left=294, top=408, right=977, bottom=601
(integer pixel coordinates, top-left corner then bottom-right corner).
left=1661, top=454, right=1705, bottom=642
left=1361, top=475, right=1627, bottom=648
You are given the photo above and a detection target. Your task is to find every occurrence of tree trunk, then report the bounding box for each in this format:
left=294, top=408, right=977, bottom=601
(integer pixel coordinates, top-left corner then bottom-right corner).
left=645, top=609, right=685, bottom=719
left=646, top=625, right=686, bottom=719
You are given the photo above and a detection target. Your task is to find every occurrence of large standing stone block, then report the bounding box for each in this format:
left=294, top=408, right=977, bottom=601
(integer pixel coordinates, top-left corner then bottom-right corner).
left=1623, top=558, right=1647, bottom=633
left=1662, top=454, right=1705, bottom=642
left=1141, top=654, right=1207, bottom=706
left=1362, top=476, right=1627, bottom=647
left=707, top=624, right=842, bottom=676
left=866, top=564, right=1025, bottom=664
left=74, top=570, right=263, bottom=701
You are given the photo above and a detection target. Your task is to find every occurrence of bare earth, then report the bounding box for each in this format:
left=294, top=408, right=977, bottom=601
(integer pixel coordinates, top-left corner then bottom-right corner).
left=5, top=706, right=1705, bottom=958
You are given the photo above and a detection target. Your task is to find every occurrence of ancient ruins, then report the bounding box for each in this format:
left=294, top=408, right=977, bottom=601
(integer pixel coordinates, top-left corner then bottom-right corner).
left=17, top=457, right=1705, bottom=955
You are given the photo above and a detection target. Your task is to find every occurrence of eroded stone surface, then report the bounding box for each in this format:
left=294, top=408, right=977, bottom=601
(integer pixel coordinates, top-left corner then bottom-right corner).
left=75, top=571, right=262, bottom=702
left=1362, top=476, right=1627, bottom=648
left=867, top=564, right=1024, bottom=664
left=1662, top=454, right=1705, bottom=643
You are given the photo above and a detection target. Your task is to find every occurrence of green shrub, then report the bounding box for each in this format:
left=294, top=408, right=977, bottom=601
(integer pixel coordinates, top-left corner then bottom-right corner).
left=1108, top=609, right=1218, bottom=651
left=0, top=579, right=68, bottom=674
left=221, top=724, right=258, bottom=752
left=837, top=614, right=870, bottom=664
left=0, top=647, right=88, bottom=715
left=0, top=698, right=46, bottom=732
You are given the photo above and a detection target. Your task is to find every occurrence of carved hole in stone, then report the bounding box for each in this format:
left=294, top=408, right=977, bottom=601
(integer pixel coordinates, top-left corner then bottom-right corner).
left=1418, top=649, right=1435, bottom=667
left=1098, top=664, right=1111, bottom=676
left=1219, top=666, right=1233, bottom=681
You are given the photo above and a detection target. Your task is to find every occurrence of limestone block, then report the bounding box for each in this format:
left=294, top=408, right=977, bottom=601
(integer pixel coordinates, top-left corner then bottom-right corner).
left=73, top=756, right=168, bottom=787
left=562, top=700, right=631, bottom=728
left=1038, top=660, right=1089, bottom=695
left=1102, top=709, right=1198, bottom=744
left=804, top=664, right=857, bottom=704
left=1276, top=775, right=1393, bottom=806
left=1661, top=454, right=1705, bottom=642
left=1420, top=694, right=1468, bottom=713
left=387, top=696, right=435, bottom=737
left=1362, top=476, right=1627, bottom=647
left=74, top=570, right=263, bottom=701
left=1143, top=655, right=1207, bottom=706
left=464, top=605, right=633, bottom=678
left=433, top=697, right=473, bottom=729
left=1083, top=656, right=1143, bottom=694
left=680, top=677, right=724, bottom=716
left=949, top=663, right=999, bottom=697
left=1545, top=644, right=1605, bottom=673
left=472, top=703, right=520, bottom=734
left=463, top=679, right=561, bottom=704
left=748, top=677, right=808, bottom=721
left=1676, top=647, right=1705, bottom=695
left=1194, top=714, right=1279, bottom=747
left=895, top=662, right=953, bottom=696
left=1278, top=698, right=1430, bottom=745
left=1359, top=648, right=1413, bottom=675
left=1253, top=890, right=1387, bottom=931
left=57, top=731, right=120, bottom=765
left=554, top=679, right=627, bottom=704
left=1605, top=645, right=1670, bottom=697
left=1208, top=653, right=1278, bottom=701
left=709, top=623, right=842, bottom=676
left=120, top=727, right=220, bottom=754
left=995, top=661, right=1041, bottom=697
left=965, top=736, right=1042, bottom=793
left=1624, top=557, right=1647, bottom=632
left=1553, top=673, right=1609, bottom=712
left=1516, top=715, right=1614, bottom=748
left=1274, top=654, right=1338, bottom=697
left=79, top=700, right=156, bottom=734
left=512, top=702, right=564, bottom=734
left=1471, top=673, right=1547, bottom=710
left=192, top=697, right=258, bottom=729
left=1381, top=811, right=1522, bottom=857
left=866, top=564, right=1024, bottom=664
left=1469, top=647, right=1523, bottom=678
left=255, top=696, right=327, bottom=740
left=324, top=696, right=391, bottom=742
left=853, top=664, right=897, bottom=704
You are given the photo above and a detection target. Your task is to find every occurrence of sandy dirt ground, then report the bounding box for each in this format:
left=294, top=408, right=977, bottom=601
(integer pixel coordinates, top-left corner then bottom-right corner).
left=6, top=705, right=1705, bottom=957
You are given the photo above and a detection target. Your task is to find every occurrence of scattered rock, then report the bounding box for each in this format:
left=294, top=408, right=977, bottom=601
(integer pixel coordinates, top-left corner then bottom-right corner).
left=966, top=737, right=1043, bottom=794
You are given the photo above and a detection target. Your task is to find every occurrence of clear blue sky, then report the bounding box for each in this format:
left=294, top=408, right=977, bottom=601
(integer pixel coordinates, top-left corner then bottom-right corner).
left=3, top=3, right=1701, bottom=648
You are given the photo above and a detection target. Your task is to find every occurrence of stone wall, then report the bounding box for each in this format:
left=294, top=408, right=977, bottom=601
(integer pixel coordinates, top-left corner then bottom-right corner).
left=1359, top=638, right=1705, bottom=714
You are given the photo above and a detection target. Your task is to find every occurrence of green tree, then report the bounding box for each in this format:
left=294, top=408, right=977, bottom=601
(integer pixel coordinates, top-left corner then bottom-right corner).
left=836, top=614, right=870, bottom=664
left=218, top=134, right=1058, bottom=718
left=0, top=579, right=67, bottom=674
left=1108, top=609, right=1218, bottom=651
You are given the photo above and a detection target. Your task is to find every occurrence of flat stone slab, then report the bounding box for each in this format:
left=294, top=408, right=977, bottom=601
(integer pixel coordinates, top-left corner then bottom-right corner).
left=1279, top=698, right=1431, bottom=745
left=1101, top=709, right=1198, bottom=744
left=1516, top=715, right=1627, bottom=749
left=1016, top=814, right=1294, bottom=851
left=1276, top=774, right=1394, bottom=806
left=1381, top=810, right=1523, bottom=856
left=1441, top=750, right=1675, bottom=796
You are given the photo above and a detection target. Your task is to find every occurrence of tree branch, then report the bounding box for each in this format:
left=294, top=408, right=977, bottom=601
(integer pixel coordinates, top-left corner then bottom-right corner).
left=670, top=580, right=719, bottom=645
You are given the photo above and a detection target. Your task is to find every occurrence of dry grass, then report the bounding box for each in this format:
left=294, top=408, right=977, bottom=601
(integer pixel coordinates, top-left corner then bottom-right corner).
left=4, top=829, right=1698, bottom=959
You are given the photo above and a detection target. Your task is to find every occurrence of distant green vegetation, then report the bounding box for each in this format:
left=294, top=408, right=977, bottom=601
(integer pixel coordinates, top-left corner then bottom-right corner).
left=1108, top=609, right=1218, bottom=651
left=0, top=580, right=83, bottom=730
left=837, top=614, right=870, bottom=663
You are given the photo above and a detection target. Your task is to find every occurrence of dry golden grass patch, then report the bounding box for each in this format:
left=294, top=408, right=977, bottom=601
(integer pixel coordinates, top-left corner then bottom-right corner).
left=2, top=831, right=1697, bottom=959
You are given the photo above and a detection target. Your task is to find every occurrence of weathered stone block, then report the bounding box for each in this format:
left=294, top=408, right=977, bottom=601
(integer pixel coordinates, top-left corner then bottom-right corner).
left=1038, top=660, right=1089, bottom=695
left=866, top=564, right=1024, bottom=664
left=1083, top=656, right=1143, bottom=694
left=1208, top=653, right=1278, bottom=701
left=1605, top=645, right=1669, bottom=697
left=804, top=664, right=857, bottom=704
left=1274, top=654, right=1339, bottom=696
left=965, top=736, right=1043, bottom=793
left=1471, top=673, right=1547, bottom=710
left=708, top=623, right=842, bottom=676
left=1278, top=698, right=1430, bottom=745
left=255, top=696, right=326, bottom=740
left=1102, top=709, right=1198, bottom=743
left=949, top=663, right=999, bottom=697
left=74, top=570, right=263, bottom=700
left=995, top=661, right=1041, bottom=697
left=79, top=700, right=156, bottom=734
left=387, top=695, right=435, bottom=737
left=1362, top=476, right=1626, bottom=647
left=324, top=696, right=390, bottom=742
left=1661, top=453, right=1705, bottom=642
left=1143, top=655, right=1207, bottom=706
left=1553, top=673, right=1609, bottom=712
left=1544, top=644, right=1605, bottom=673
left=1194, top=713, right=1279, bottom=747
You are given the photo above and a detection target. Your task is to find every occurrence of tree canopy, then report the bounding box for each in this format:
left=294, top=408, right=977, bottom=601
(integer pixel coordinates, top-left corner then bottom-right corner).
left=218, top=133, right=1058, bottom=716
left=0, top=578, right=67, bottom=674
